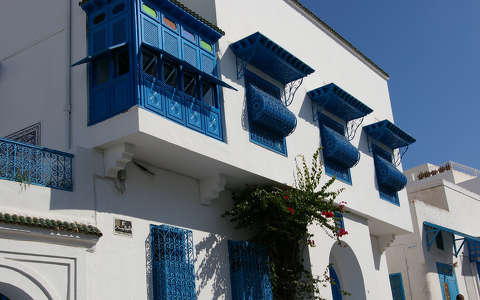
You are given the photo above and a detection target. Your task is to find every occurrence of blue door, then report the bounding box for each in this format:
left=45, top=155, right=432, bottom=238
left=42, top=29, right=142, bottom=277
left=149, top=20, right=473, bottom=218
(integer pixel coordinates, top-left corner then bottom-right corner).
left=389, top=273, right=406, bottom=300
left=437, top=262, right=459, bottom=300
left=329, top=265, right=342, bottom=300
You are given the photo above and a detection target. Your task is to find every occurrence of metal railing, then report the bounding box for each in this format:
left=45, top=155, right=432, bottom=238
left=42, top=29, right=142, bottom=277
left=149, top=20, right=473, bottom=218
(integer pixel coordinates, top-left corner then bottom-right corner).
left=448, top=161, right=480, bottom=178
left=0, top=138, right=73, bottom=191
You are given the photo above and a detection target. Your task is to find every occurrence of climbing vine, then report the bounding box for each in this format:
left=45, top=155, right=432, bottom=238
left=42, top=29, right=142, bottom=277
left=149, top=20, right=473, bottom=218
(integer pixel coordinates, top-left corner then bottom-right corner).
left=223, top=149, right=349, bottom=299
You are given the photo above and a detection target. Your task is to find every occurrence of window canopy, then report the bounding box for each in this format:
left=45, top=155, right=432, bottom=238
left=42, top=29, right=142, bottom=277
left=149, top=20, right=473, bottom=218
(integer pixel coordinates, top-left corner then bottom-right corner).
left=230, top=32, right=315, bottom=85
left=424, top=222, right=480, bottom=257
left=364, top=120, right=415, bottom=149
left=308, top=83, right=373, bottom=121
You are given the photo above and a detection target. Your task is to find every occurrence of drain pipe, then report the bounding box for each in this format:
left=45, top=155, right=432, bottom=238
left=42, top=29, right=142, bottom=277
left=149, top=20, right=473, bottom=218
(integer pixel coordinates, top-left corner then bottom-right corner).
left=65, top=0, right=72, bottom=149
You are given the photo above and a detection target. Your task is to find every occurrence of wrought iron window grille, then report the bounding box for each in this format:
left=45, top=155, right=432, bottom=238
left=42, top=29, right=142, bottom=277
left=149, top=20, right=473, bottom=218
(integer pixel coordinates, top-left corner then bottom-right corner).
left=5, top=123, right=41, bottom=146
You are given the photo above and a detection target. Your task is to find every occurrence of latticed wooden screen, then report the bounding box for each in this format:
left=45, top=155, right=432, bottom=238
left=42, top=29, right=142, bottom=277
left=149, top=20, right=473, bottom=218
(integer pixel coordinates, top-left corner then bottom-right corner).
left=228, top=240, right=273, bottom=300
left=151, top=224, right=196, bottom=300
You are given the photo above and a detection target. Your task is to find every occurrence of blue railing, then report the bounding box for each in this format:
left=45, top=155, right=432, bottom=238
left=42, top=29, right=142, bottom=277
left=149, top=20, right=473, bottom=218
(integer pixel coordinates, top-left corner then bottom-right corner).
left=0, top=138, right=73, bottom=191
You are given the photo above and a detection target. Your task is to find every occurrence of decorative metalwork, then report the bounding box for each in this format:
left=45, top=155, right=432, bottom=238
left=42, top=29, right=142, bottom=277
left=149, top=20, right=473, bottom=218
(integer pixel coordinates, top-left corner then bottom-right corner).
left=247, top=84, right=297, bottom=137
left=0, top=138, right=73, bottom=191
left=151, top=224, right=196, bottom=300
left=345, top=117, right=364, bottom=141
left=321, top=125, right=360, bottom=169
left=228, top=240, right=273, bottom=300
left=392, top=146, right=409, bottom=167
left=282, top=78, right=303, bottom=107
left=5, top=123, right=41, bottom=145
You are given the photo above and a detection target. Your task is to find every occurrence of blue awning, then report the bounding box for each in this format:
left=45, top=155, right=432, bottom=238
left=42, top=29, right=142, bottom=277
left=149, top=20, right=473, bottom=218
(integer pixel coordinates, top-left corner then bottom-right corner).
left=364, top=120, right=415, bottom=149
left=142, top=43, right=237, bottom=91
left=230, top=32, right=315, bottom=85
left=424, top=222, right=480, bottom=256
left=72, top=42, right=128, bottom=66
left=308, top=83, right=373, bottom=121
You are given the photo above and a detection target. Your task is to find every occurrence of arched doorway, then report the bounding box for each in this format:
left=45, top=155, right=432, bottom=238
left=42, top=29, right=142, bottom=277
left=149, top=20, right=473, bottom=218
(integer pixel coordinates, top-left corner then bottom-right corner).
left=0, top=282, right=32, bottom=300
left=329, top=242, right=367, bottom=300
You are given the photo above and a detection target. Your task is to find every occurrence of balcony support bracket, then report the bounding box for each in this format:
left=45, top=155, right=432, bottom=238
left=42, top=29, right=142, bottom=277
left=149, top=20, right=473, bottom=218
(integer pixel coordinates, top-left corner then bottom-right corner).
left=104, top=143, right=135, bottom=179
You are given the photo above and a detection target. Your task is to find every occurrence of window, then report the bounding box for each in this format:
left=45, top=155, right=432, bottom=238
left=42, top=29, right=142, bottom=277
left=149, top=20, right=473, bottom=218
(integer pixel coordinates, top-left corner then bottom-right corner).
left=372, top=144, right=401, bottom=205
left=200, top=39, right=212, bottom=52
left=93, top=57, right=110, bottom=86
left=93, top=13, right=106, bottom=24
left=142, top=48, right=157, bottom=77
left=201, top=80, right=217, bottom=108
left=142, top=3, right=157, bottom=18
left=115, top=48, right=130, bottom=76
left=436, top=231, right=444, bottom=250
left=183, top=70, right=197, bottom=97
left=163, top=16, right=177, bottom=31
left=162, top=59, right=179, bottom=88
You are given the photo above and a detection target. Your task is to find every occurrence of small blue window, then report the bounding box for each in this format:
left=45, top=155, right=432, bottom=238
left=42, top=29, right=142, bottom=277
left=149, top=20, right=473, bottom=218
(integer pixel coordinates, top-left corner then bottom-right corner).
left=228, top=241, right=273, bottom=300
left=334, top=212, right=344, bottom=230
left=389, top=273, right=406, bottom=300
left=182, top=27, right=196, bottom=43
left=150, top=224, right=196, bottom=300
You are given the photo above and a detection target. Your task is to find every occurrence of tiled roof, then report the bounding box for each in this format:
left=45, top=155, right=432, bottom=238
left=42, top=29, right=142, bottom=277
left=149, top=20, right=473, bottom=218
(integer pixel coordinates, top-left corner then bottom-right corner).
left=288, top=0, right=389, bottom=79
left=78, top=0, right=224, bottom=36
left=0, top=212, right=103, bottom=237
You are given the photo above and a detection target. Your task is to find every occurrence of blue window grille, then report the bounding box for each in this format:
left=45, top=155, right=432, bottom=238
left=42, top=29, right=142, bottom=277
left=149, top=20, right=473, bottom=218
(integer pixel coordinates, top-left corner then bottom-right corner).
left=78, top=0, right=232, bottom=140
left=318, top=113, right=359, bottom=184
left=334, top=212, right=344, bottom=231
left=372, top=144, right=403, bottom=205
left=329, top=265, right=342, bottom=300
left=150, top=224, right=196, bottom=300
left=0, top=138, right=73, bottom=191
left=466, top=239, right=480, bottom=262
left=228, top=240, right=273, bottom=300
left=245, top=71, right=296, bottom=156
left=389, top=273, right=406, bottom=300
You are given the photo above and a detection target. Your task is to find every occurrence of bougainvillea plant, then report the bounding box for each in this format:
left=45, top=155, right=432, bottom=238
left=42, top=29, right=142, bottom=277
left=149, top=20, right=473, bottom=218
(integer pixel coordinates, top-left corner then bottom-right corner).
left=223, top=149, right=349, bottom=299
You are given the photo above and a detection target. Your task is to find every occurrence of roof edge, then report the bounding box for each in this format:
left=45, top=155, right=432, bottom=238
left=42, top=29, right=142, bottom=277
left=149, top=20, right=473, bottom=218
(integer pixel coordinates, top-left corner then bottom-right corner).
left=285, top=0, right=390, bottom=80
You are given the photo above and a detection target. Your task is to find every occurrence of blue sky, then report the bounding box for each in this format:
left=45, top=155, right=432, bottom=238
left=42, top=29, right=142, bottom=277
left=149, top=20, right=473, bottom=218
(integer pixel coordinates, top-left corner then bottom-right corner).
left=299, top=0, right=480, bottom=170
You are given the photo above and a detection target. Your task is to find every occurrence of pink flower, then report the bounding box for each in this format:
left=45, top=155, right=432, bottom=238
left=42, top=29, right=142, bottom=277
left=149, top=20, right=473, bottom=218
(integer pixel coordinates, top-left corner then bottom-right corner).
left=287, top=207, right=295, bottom=215
left=283, top=195, right=289, bottom=200
left=308, top=239, right=316, bottom=247
left=322, top=211, right=334, bottom=218
left=338, top=205, right=345, bottom=212
left=338, top=228, right=348, bottom=237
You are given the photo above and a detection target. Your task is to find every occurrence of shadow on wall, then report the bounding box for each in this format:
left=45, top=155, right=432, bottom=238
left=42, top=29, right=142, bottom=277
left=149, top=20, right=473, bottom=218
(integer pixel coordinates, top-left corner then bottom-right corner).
left=297, top=93, right=316, bottom=126
left=195, top=233, right=231, bottom=300
left=329, top=241, right=367, bottom=300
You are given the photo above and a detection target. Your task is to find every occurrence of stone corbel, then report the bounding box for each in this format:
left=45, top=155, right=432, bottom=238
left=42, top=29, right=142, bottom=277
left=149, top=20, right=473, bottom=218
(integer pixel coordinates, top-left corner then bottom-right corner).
left=378, top=234, right=396, bottom=253
left=104, top=143, right=135, bottom=179
left=199, top=174, right=227, bottom=206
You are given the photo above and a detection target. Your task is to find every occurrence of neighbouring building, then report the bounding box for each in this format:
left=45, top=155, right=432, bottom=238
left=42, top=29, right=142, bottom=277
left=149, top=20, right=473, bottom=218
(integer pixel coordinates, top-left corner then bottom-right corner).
left=386, top=161, right=480, bottom=300
left=0, top=0, right=416, bottom=299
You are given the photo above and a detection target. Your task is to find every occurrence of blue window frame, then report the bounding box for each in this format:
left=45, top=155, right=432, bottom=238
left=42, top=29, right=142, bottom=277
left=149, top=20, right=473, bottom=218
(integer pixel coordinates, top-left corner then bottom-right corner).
left=372, top=144, right=401, bottom=205
left=318, top=113, right=356, bottom=184
left=228, top=240, right=273, bottom=300
left=389, top=273, right=406, bottom=300
left=245, top=71, right=296, bottom=156
left=150, top=224, right=196, bottom=300
left=329, top=265, right=342, bottom=300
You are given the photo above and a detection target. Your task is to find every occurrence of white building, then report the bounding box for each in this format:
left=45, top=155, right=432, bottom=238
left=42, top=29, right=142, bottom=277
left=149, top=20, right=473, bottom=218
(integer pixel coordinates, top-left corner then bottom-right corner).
left=386, top=162, right=480, bottom=300
left=0, top=0, right=416, bottom=299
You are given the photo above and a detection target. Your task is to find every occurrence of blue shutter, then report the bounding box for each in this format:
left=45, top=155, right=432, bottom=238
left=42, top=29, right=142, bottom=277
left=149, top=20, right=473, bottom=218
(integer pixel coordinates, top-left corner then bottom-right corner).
left=163, top=29, right=180, bottom=57
left=142, top=16, right=160, bottom=48
left=90, top=88, right=110, bottom=124
left=186, top=99, right=203, bottom=132
left=228, top=241, right=273, bottom=300
left=151, top=224, right=196, bottom=300
left=182, top=40, right=199, bottom=68
left=200, top=51, right=215, bottom=75
left=205, top=107, right=221, bottom=139
left=329, top=266, right=342, bottom=300
left=389, top=273, right=406, bottom=300
left=110, top=76, right=133, bottom=115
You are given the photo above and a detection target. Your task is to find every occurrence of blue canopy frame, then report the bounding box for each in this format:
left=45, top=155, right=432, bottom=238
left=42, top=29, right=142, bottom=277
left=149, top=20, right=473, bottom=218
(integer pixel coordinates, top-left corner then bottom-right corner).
left=72, top=42, right=128, bottom=66
left=364, top=120, right=416, bottom=150
left=424, top=222, right=480, bottom=257
left=308, top=83, right=373, bottom=122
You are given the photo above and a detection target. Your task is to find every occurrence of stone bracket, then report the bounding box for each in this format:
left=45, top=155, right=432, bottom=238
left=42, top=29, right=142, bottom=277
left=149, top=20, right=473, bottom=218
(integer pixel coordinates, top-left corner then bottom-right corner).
left=378, top=234, right=396, bottom=253
left=104, top=143, right=135, bottom=179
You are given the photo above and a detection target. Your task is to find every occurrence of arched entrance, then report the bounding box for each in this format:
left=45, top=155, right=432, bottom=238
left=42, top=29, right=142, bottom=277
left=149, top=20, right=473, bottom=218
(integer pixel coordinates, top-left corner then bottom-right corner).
left=0, top=283, right=31, bottom=300
left=329, top=242, right=367, bottom=300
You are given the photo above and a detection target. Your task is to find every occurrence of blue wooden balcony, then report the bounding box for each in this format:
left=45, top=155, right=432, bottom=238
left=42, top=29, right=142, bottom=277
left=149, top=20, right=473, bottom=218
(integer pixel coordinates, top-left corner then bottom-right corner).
left=0, top=138, right=73, bottom=191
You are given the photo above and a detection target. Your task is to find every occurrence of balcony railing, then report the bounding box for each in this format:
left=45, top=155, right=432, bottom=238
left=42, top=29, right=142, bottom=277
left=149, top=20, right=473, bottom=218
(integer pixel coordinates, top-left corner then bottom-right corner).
left=0, top=138, right=73, bottom=191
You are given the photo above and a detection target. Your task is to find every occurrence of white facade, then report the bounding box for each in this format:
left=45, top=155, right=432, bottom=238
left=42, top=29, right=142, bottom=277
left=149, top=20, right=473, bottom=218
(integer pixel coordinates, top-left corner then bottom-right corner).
left=0, top=0, right=413, bottom=299
left=386, top=162, right=480, bottom=300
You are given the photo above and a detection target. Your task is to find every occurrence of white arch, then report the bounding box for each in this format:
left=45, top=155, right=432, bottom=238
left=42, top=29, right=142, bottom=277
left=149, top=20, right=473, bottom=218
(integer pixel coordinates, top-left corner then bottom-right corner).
left=329, top=242, right=367, bottom=300
left=0, top=258, right=60, bottom=300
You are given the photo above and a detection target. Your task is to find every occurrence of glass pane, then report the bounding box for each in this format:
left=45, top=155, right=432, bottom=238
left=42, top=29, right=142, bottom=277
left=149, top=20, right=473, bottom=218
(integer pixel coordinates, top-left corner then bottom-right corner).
left=142, top=3, right=157, bottom=18
left=142, top=48, right=157, bottom=77
left=163, top=16, right=177, bottom=31
left=116, top=49, right=129, bottom=76
left=200, top=40, right=212, bottom=52
left=183, top=70, right=197, bottom=97
left=182, top=28, right=195, bottom=43
left=94, top=58, right=110, bottom=86
left=202, top=80, right=216, bottom=107
left=93, top=13, right=106, bottom=24
left=163, top=60, right=178, bottom=88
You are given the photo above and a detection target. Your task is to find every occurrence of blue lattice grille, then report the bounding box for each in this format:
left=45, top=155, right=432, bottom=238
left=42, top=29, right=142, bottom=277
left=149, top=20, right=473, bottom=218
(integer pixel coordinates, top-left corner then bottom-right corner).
left=0, top=138, right=73, bottom=191
left=228, top=241, right=273, bottom=300
left=143, top=19, right=159, bottom=47
left=183, top=43, right=197, bottom=67
left=201, top=53, right=215, bottom=75
left=151, top=224, right=196, bottom=300
left=467, top=239, right=480, bottom=262
left=164, top=31, right=179, bottom=57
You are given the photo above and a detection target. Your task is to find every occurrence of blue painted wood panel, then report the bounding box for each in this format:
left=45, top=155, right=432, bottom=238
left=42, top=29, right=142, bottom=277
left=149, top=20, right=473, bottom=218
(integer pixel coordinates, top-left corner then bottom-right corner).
left=437, top=262, right=459, bottom=300
left=389, top=273, right=406, bottom=300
